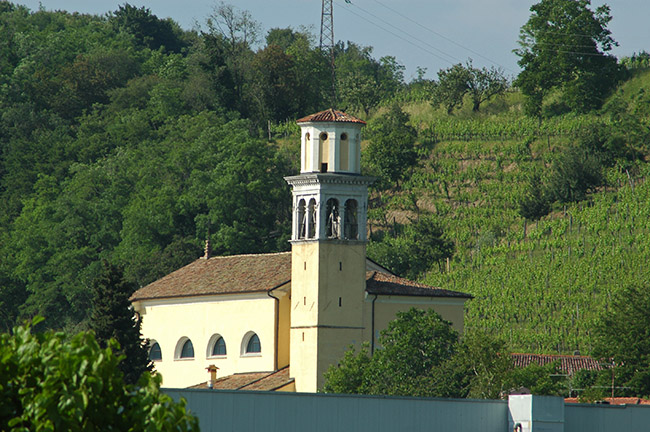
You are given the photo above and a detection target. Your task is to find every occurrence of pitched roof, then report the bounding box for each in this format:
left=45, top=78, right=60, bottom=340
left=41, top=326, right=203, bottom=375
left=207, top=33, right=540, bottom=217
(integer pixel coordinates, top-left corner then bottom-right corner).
left=365, top=271, right=473, bottom=299
left=188, top=367, right=294, bottom=391
left=511, top=353, right=606, bottom=376
left=565, top=397, right=650, bottom=405
left=296, top=109, right=366, bottom=125
left=131, top=253, right=470, bottom=302
left=131, top=252, right=291, bottom=301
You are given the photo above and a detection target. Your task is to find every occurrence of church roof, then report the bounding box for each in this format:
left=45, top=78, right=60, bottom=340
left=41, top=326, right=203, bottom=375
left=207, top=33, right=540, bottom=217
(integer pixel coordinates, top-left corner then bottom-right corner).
left=131, top=252, right=470, bottom=301
left=296, top=108, right=366, bottom=125
left=131, top=252, right=292, bottom=301
left=365, top=271, right=473, bottom=299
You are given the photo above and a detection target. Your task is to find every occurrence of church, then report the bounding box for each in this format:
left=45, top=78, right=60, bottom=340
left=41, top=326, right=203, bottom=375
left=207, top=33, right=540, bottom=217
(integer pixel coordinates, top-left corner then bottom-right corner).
left=130, top=109, right=471, bottom=392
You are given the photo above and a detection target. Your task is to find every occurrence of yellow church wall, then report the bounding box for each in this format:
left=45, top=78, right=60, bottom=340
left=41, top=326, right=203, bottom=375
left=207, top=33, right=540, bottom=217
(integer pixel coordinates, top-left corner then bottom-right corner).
left=290, top=327, right=319, bottom=392
left=136, top=293, right=278, bottom=388
left=276, top=286, right=291, bottom=369
left=362, top=295, right=467, bottom=349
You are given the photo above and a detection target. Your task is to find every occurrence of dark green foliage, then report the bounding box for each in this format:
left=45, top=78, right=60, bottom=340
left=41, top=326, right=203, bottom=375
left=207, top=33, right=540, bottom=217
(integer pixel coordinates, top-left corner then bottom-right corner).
left=110, top=3, right=186, bottom=53
left=455, top=332, right=515, bottom=399
left=90, top=261, right=152, bottom=385
left=433, top=60, right=507, bottom=113
left=508, top=362, right=567, bottom=396
left=515, top=0, right=621, bottom=115
left=0, top=319, right=198, bottom=431
left=323, top=308, right=464, bottom=397
left=368, top=215, right=454, bottom=280
left=365, top=103, right=418, bottom=187
left=336, top=42, right=404, bottom=115
left=593, top=285, right=650, bottom=397
left=547, top=145, right=603, bottom=203
left=518, top=171, right=551, bottom=220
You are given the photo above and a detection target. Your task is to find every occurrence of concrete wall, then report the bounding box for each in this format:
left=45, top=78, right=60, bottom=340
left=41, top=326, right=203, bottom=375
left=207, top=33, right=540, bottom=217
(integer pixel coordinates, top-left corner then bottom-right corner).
left=565, top=402, right=650, bottom=431
left=164, top=390, right=650, bottom=432
left=165, top=389, right=507, bottom=432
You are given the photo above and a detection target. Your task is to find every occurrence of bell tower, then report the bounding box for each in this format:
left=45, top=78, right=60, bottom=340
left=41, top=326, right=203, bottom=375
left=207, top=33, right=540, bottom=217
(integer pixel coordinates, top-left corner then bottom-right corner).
left=285, top=109, right=374, bottom=392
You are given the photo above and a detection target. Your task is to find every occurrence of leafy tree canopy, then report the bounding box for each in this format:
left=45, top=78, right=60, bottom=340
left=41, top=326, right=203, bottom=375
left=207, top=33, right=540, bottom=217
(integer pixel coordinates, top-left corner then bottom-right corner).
left=593, top=284, right=650, bottom=397
left=433, top=60, right=507, bottom=114
left=515, top=0, right=621, bottom=116
left=0, top=318, right=198, bottom=431
left=323, top=308, right=463, bottom=397
left=364, top=103, right=418, bottom=188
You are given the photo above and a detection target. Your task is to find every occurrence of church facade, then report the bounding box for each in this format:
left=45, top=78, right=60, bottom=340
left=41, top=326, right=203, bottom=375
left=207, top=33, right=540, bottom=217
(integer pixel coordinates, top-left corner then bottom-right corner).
left=131, top=109, right=471, bottom=392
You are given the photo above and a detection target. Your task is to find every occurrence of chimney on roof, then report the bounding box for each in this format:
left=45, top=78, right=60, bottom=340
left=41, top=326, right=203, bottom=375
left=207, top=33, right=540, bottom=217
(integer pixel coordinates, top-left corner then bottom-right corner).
left=206, top=364, right=218, bottom=388
left=203, top=238, right=211, bottom=260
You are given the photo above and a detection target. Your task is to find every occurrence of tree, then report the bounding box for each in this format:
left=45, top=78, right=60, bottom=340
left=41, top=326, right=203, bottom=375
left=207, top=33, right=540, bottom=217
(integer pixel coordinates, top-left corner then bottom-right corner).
left=433, top=63, right=471, bottom=114
left=110, top=3, right=185, bottom=53
left=514, top=0, right=621, bottom=116
left=90, top=260, right=152, bottom=385
left=364, top=103, right=418, bottom=188
left=368, top=215, right=454, bottom=280
left=0, top=318, right=198, bottom=431
left=432, top=61, right=507, bottom=113
left=336, top=42, right=404, bottom=115
left=323, top=308, right=464, bottom=397
left=466, top=63, right=508, bottom=112
left=546, top=145, right=603, bottom=203
left=593, top=284, right=650, bottom=397
left=518, top=171, right=551, bottom=220
left=454, top=331, right=515, bottom=399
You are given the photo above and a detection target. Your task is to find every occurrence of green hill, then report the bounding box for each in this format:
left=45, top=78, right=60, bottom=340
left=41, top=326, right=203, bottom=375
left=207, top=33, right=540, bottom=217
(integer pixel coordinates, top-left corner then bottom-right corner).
left=370, top=69, right=650, bottom=354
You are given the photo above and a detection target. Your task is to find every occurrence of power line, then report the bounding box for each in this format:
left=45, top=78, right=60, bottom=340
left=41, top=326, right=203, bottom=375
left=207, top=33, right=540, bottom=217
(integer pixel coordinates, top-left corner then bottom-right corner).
left=335, top=0, right=460, bottom=66
left=370, top=0, right=515, bottom=73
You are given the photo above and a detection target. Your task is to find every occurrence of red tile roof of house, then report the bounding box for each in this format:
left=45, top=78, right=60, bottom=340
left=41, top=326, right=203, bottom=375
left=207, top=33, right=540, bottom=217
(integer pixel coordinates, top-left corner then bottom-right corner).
left=511, top=353, right=606, bottom=376
left=131, top=253, right=470, bottom=302
left=296, top=109, right=366, bottom=125
left=188, top=367, right=294, bottom=391
left=565, top=397, right=650, bottom=405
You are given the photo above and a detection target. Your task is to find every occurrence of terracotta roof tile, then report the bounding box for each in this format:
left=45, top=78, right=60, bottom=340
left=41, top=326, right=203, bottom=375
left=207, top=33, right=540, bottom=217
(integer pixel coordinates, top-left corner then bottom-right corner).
left=365, top=271, right=473, bottom=299
left=511, top=353, right=606, bottom=376
left=566, top=397, right=650, bottom=405
left=188, top=367, right=294, bottom=391
left=297, top=109, right=366, bottom=125
left=132, top=253, right=470, bottom=301
left=131, top=252, right=291, bottom=301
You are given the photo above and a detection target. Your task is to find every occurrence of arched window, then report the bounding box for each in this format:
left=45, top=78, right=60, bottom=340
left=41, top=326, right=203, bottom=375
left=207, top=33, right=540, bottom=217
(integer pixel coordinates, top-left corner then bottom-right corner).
left=297, top=199, right=306, bottom=239
left=344, top=199, right=358, bottom=240
left=339, top=132, right=349, bottom=171
left=212, top=337, right=227, bottom=356
left=304, top=132, right=311, bottom=171
left=175, top=337, right=195, bottom=359
left=242, top=332, right=262, bottom=355
left=326, top=198, right=340, bottom=239
left=307, top=198, right=317, bottom=238
left=246, top=334, right=261, bottom=353
left=319, top=132, right=329, bottom=172
left=148, top=342, right=162, bottom=361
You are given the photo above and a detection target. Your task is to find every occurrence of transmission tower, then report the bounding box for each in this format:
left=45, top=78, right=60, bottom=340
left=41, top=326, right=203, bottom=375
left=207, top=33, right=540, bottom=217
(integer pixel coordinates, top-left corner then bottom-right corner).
left=320, top=0, right=336, bottom=106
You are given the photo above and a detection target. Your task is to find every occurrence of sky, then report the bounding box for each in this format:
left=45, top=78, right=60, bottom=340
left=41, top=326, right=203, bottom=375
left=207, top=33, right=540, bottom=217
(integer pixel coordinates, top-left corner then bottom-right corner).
left=15, top=0, right=650, bottom=81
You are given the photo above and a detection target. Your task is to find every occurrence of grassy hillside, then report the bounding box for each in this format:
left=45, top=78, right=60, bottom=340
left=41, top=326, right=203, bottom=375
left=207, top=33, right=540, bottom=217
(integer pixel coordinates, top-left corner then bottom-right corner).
left=371, top=69, right=650, bottom=354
